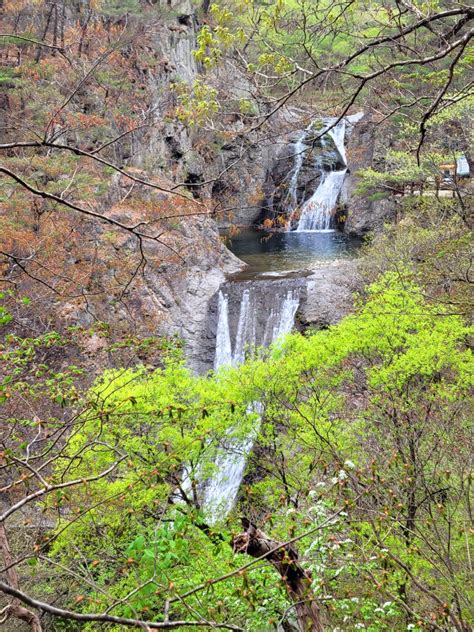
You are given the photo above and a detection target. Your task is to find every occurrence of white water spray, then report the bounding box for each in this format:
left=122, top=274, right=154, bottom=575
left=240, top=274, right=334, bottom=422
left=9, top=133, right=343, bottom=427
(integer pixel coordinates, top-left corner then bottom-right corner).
left=286, top=130, right=309, bottom=213
left=297, top=169, right=347, bottom=231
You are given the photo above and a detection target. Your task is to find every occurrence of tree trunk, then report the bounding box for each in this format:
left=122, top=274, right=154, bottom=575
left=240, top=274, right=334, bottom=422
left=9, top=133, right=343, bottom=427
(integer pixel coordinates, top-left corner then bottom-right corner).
left=233, top=519, right=324, bottom=632
left=0, top=523, right=43, bottom=631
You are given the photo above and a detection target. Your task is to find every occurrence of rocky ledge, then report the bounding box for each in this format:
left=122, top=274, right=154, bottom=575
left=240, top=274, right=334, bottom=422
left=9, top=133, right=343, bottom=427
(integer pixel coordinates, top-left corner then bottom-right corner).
left=299, top=259, right=362, bottom=329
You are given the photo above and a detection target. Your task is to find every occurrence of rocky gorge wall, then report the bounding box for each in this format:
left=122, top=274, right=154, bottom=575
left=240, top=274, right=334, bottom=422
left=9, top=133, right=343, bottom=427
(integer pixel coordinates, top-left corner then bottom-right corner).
left=1, top=0, right=394, bottom=374
left=117, top=8, right=388, bottom=366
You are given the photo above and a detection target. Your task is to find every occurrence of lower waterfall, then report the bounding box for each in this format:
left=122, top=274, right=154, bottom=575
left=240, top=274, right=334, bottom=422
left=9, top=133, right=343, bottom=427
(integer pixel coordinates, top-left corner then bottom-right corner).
left=201, top=283, right=301, bottom=521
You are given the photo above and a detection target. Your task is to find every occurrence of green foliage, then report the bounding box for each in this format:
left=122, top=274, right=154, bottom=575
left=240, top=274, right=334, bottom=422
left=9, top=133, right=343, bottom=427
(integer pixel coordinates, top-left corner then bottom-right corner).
left=357, top=150, right=429, bottom=194
left=237, top=271, right=472, bottom=628
left=0, top=292, right=13, bottom=326
left=174, top=79, right=220, bottom=126
left=0, top=321, right=83, bottom=405
left=33, top=272, right=472, bottom=629
left=0, top=67, right=17, bottom=85
left=99, top=0, right=143, bottom=17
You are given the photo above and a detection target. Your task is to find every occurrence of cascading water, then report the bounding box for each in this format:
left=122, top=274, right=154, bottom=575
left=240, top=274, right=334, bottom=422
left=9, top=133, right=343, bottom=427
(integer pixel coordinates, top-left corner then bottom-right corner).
left=185, top=113, right=364, bottom=519
left=281, top=113, right=363, bottom=233
left=232, top=289, right=254, bottom=366
left=202, top=283, right=301, bottom=521
left=214, top=291, right=232, bottom=368
left=296, top=118, right=348, bottom=232
left=327, top=117, right=347, bottom=165
left=286, top=130, right=309, bottom=213
left=297, top=169, right=347, bottom=231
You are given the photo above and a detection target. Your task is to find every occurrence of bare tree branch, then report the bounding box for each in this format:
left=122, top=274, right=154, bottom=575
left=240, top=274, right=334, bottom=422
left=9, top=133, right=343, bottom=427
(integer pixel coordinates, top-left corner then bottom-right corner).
left=0, top=580, right=244, bottom=631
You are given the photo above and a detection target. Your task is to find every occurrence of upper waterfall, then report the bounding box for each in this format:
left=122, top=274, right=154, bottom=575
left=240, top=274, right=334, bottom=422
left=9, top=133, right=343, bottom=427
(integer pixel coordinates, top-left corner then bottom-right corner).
left=327, top=118, right=347, bottom=166
left=259, top=112, right=363, bottom=233
left=297, top=169, right=348, bottom=231
left=286, top=129, right=310, bottom=215
left=295, top=117, right=348, bottom=232
left=273, top=113, right=363, bottom=233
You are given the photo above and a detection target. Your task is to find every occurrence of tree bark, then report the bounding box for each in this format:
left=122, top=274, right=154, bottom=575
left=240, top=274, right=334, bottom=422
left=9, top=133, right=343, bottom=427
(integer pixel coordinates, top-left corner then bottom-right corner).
left=0, top=523, right=43, bottom=631
left=233, top=519, right=323, bottom=632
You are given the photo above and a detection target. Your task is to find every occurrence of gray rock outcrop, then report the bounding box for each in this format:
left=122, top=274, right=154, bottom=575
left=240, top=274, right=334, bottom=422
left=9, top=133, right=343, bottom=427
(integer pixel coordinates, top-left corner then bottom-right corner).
left=300, top=259, right=361, bottom=329
left=342, top=117, right=397, bottom=235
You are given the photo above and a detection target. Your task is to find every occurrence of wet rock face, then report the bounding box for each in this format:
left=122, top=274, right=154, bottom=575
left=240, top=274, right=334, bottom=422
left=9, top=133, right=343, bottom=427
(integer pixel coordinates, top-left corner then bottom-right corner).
left=194, top=276, right=307, bottom=373
left=210, top=136, right=281, bottom=228
left=222, top=276, right=306, bottom=342
left=191, top=259, right=361, bottom=374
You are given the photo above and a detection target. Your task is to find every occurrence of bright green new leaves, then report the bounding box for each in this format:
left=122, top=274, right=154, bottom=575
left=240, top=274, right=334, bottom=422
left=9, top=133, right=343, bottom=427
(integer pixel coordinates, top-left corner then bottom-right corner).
left=238, top=271, right=472, bottom=628
left=42, top=272, right=472, bottom=628
left=174, top=79, right=220, bottom=126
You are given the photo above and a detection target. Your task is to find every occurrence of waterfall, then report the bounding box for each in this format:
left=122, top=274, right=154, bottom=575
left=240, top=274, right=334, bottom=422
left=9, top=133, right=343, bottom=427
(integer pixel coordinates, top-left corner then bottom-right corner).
left=233, top=289, right=253, bottom=366
left=213, top=286, right=299, bottom=369
left=287, top=113, right=363, bottom=233
left=327, top=118, right=347, bottom=165
left=202, top=284, right=300, bottom=520
left=286, top=130, right=309, bottom=213
left=295, top=117, right=348, bottom=232
left=214, top=292, right=232, bottom=369
left=272, top=290, right=300, bottom=339
left=297, top=169, right=347, bottom=231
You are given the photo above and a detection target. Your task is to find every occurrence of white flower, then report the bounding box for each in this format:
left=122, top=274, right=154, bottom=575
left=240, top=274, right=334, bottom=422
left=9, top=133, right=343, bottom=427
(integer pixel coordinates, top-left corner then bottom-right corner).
left=316, top=481, right=326, bottom=488
left=351, top=597, right=359, bottom=603
left=407, top=625, right=416, bottom=630
left=338, top=469, right=348, bottom=480
left=344, top=459, right=356, bottom=469
left=382, top=601, right=393, bottom=609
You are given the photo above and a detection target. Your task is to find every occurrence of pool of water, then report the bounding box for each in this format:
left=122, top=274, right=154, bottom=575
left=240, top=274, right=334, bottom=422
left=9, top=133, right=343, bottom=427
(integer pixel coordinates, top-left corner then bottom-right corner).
left=224, top=228, right=361, bottom=275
